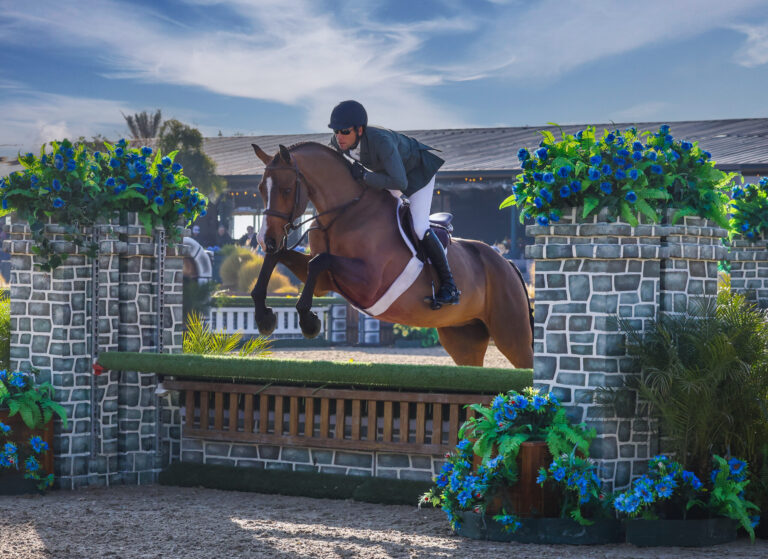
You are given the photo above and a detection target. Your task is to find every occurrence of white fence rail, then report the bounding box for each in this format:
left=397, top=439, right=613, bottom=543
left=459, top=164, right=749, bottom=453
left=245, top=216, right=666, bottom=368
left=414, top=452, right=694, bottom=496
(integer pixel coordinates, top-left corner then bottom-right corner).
left=208, top=305, right=329, bottom=339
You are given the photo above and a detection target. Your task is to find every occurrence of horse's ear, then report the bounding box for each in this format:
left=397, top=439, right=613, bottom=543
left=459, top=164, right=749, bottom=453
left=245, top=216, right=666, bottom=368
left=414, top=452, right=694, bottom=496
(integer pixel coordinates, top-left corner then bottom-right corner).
left=251, top=144, right=271, bottom=165
left=278, top=144, right=291, bottom=163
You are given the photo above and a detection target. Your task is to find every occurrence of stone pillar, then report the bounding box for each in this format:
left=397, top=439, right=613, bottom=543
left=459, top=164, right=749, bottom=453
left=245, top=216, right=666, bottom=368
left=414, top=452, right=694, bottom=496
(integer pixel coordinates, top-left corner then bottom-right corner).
left=5, top=216, right=184, bottom=489
left=526, top=209, right=726, bottom=490
left=729, top=237, right=768, bottom=308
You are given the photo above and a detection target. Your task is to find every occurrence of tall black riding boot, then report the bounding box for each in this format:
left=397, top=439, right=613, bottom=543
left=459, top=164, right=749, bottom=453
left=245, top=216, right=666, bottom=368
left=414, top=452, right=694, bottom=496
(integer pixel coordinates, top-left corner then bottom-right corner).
left=421, top=229, right=460, bottom=307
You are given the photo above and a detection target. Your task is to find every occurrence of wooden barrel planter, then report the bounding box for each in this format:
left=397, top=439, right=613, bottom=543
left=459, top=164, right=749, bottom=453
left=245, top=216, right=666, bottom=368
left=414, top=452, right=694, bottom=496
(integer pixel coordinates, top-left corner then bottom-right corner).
left=474, top=440, right=560, bottom=517
left=0, top=410, right=55, bottom=495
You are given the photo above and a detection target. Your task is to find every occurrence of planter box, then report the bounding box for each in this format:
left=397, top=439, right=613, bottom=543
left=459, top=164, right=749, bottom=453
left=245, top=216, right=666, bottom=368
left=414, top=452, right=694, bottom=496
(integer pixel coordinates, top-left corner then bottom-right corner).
left=0, top=410, right=54, bottom=495
left=456, top=511, right=624, bottom=545
left=625, top=518, right=739, bottom=547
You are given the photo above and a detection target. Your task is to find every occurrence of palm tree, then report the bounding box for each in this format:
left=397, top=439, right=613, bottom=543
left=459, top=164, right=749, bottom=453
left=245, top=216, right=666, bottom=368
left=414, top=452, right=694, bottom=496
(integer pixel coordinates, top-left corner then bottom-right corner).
left=122, top=109, right=163, bottom=139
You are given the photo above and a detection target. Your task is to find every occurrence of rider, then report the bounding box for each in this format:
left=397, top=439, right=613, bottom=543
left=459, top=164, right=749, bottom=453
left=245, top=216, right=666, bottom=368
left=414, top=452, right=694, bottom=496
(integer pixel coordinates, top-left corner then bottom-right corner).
left=328, top=100, right=460, bottom=307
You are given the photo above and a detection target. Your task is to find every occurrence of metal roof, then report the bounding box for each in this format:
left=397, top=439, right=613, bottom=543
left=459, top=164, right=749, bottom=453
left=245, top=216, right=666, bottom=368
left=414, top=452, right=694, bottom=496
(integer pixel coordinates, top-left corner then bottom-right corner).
left=2, top=118, right=767, bottom=178
left=203, top=118, right=768, bottom=177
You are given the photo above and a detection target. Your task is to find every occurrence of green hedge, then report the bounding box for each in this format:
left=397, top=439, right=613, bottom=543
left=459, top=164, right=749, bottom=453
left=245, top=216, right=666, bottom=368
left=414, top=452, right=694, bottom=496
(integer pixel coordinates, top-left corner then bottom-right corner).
left=212, top=296, right=344, bottom=308
left=97, top=352, right=532, bottom=394
left=159, top=462, right=431, bottom=505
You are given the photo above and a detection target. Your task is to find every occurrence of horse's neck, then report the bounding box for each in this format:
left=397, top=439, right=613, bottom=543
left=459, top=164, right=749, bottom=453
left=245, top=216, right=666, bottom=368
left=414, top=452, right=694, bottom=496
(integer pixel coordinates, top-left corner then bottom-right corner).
left=294, top=148, right=365, bottom=214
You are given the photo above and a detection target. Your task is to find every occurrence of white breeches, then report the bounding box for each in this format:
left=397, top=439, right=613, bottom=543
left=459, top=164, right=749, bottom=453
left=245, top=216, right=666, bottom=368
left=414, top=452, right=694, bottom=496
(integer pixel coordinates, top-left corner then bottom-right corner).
left=390, top=175, right=435, bottom=240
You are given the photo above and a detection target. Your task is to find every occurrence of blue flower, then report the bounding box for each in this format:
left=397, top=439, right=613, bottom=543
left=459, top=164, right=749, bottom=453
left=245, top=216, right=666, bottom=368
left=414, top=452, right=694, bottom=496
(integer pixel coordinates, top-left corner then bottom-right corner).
left=53, top=197, right=65, bottom=208
left=553, top=467, right=566, bottom=481
left=615, top=169, right=627, bottom=180
left=681, top=141, right=693, bottom=151
left=632, top=141, right=644, bottom=151
left=543, top=172, right=555, bottom=184
left=24, top=456, right=39, bottom=472
left=492, top=395, right=505, bottom=409
left=536, top=471, right=547, bottom=484
left=570, top=180, right=582, bottom=193
left=629, top=169, right=639, bottom=180
left=541, top=188, right=553, bottom=203
left=625, top=191, right=637, bottom=203
left=141, top=146, right=153, bottom=156
left=29, top=436, right=48, bottom=453
left=559, top=186, right=570, bottom=198
left=162, top=156, right=172, bottom=166
left=605, top=133, right=615, bottom=144
left=646, top=151, right=658, bottom=161
left=513, top=394, right=528, bottom=408
left=4, top=442, right=17, bottom=455
left=550, top=213, right=560, bottom=222
left=0, top=422, right=10, bottom=434
left=457, top=489, right=473, bottom=507
left=668, top=150, right=681, bottom=161
left=109, top=158, right=120, bottom=168
left=557, top=165, right=571, bottom=178
left=703, top=151, right=712, bottom=159
left=54, top=154, right=64, bottom=170
left=517, top=148, right=529, bottom=161
left=650, top=165, right=663, bottom=175
left=618, top=149, right=630, bottom=157
left=682, top=470, right=703, bottom=490
left=600, top=182, right=612, bottom=194
left=535, top=147, right=548, bottom=161
left=66, top=159, right=76, bottom=171
left=588, top=167, right=601, bottom=180
left=8, top=373, right=25, bottom=388
left=537, top=215, right=549, bottom=226
left=532, top=395, right=547, bottom=410
left=106, top=177, right=116, bottom=187
left=534, top=197, right=543, bottom=209
left=154, top=196, right=164, bottom=206
left=2, top=199, right=7, bottom=210
left=728, top=457, right=747, bottom=477
left=166, top=174, right=175, bottom=184
left=52, top=179, right=62, bottom=191
left=659, top=124, right=670, bottom=135
left=601, top=164, right=612, bottom=175
left=172, top=162, right=182, bottom=172
left=590, top=155, right=602, bottom=165
left=115, top=147, right=124, bottom=157
left=533, top=172, right=543, bottom=181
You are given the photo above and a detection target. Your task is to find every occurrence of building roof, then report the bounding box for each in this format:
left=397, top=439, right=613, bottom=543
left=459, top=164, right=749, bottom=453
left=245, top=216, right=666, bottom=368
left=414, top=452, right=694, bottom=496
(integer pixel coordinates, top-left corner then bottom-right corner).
left=2, top=118, right=767, bottom=179
left=204, top=118, right=768, bottom=178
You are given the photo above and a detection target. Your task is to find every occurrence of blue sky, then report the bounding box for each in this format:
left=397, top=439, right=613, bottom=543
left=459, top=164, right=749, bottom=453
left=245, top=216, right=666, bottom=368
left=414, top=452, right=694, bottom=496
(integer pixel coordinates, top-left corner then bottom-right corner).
left=2, top=0, right=768, bottom=157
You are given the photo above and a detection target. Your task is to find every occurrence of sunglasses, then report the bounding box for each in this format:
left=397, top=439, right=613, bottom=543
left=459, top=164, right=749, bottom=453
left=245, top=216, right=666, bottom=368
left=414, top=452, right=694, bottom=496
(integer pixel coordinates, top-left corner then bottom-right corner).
left=334, top=128, right=354, bottom=136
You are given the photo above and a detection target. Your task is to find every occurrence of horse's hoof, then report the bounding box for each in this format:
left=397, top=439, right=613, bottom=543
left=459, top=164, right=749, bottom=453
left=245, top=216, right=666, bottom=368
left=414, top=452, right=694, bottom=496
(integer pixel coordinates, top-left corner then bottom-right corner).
left=256, top=308, right=277, bottom=336
left=299, top=311, right=322, bottom=339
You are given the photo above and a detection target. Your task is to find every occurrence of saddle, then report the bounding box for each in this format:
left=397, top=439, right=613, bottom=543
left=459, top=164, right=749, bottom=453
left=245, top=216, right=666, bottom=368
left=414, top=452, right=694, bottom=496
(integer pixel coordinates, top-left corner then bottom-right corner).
left=397, top=200, right=452, bottom=262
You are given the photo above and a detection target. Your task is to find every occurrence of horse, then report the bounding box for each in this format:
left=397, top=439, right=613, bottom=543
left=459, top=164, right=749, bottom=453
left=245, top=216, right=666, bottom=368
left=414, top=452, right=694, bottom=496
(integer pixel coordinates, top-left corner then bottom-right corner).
left=249, top=142, right=533, bottom=368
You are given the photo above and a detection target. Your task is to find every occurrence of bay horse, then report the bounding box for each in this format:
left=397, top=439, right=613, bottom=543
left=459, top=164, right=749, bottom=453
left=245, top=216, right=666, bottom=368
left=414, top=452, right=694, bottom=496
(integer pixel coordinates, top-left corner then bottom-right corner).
left=250, top=142, right=533, bottom=368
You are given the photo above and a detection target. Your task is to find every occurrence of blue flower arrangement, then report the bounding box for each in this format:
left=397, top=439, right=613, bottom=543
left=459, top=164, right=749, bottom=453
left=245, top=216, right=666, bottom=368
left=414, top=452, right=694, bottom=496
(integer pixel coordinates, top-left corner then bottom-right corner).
left=501, top=124, right=737, bottom=227
left=536, top=450, right=606, bottom=525
left=2, top=138, right=208, bottom=270
left=421, top=388, right=596, bottom=532
left=728, top=177, right=768, bottom=239
left=613, top=454, right=760, bottom=540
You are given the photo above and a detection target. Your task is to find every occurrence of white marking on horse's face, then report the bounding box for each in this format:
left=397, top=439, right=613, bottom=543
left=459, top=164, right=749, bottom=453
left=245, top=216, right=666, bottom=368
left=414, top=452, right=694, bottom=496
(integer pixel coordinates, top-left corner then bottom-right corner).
left=257, top=176, right=273, bottom=250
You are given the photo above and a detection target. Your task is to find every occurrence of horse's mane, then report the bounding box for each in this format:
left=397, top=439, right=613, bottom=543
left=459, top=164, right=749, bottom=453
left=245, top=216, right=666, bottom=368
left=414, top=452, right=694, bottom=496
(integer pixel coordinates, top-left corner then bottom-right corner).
left=287, top=141, right=349, bottom=168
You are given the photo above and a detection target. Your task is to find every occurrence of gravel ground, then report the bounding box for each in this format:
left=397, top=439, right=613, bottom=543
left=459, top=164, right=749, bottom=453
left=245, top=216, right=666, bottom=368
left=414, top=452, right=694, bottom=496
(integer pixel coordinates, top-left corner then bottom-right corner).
left=266, top=344, right=512, bottom=368
left=1, top=485, right=766, bottom=559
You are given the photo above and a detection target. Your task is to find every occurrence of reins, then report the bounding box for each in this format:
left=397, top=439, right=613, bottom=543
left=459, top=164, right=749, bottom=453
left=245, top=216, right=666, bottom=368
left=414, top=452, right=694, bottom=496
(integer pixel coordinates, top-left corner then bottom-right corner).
left=264, top=158, right=367, bottom=252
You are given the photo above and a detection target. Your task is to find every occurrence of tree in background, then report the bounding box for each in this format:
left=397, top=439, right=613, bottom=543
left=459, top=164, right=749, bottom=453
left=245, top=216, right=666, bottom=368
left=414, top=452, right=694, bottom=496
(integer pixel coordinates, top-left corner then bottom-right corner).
left=122, top=109, right=163, bottom=139
left=157, top=119, right=226, bottom=200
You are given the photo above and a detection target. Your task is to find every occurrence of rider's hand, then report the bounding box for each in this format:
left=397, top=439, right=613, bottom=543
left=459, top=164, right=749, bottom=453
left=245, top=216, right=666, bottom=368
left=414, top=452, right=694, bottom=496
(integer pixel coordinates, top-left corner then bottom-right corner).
left=350, top=161, right=366, bottom=181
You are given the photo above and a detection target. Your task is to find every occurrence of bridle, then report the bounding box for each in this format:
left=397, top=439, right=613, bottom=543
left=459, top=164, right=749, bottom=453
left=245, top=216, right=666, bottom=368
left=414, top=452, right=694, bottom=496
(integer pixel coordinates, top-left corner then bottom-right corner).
left=263, top=158, right=366, bottom=251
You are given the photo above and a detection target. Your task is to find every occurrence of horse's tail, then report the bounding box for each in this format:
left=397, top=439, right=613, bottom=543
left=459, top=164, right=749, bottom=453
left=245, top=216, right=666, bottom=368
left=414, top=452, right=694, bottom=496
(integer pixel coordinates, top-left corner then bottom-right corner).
left=508, top=259, right=534, bottom=344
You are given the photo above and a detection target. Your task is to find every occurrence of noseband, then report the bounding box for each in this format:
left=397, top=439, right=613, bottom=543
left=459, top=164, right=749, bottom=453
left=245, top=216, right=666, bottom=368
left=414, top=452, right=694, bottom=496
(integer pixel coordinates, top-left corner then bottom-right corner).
left=263, top=158, right=366, bottom=251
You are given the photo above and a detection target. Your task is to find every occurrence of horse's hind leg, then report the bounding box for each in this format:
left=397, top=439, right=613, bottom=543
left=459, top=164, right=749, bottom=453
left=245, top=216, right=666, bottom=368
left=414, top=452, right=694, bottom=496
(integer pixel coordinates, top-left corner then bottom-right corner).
left=486, top=302, right=534, bottom=369
left=438, top=321, right=490, bottom=367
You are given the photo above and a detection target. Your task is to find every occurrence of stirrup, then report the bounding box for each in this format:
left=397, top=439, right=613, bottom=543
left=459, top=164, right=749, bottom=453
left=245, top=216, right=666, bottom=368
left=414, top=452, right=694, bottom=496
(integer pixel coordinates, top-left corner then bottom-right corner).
left=424, top=282, right=460, bottom=310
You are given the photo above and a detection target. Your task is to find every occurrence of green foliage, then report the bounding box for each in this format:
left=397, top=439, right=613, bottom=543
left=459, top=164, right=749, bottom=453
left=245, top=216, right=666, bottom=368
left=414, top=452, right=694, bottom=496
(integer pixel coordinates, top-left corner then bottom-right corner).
left=0, top=370, right=67, bottom=431
left=537, top=449, right=605, bottom=526
left=157, top=119, right=227, bottom=200
left=2, top=138, right=208, bottom=270
left=0, top=292, right=9, bottom=370
left=708, top=455, right=760, bottom=540
left=392, top=324, right=440, bottom=347
left=728, top=177, right=768, bottom=240
left=96, top=351, right=533, bottom=394
left=423, top=388, right=597, bottom=530
left=502, top=124, right=736, bottom=227
left=183, top=311, right=271, bottom=357
left=618, top=290, right=768, bottom=477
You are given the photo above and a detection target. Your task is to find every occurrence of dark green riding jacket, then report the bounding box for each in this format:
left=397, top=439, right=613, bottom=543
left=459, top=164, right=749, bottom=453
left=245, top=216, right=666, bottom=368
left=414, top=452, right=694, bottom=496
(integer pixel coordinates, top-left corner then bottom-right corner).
left=330, top=125, right=444, bottom=196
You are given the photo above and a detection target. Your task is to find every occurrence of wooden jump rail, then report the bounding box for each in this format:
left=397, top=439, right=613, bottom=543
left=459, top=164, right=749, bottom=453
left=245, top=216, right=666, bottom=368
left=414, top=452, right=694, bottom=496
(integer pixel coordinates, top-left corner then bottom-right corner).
left=163, top=380, right=493, bottom=455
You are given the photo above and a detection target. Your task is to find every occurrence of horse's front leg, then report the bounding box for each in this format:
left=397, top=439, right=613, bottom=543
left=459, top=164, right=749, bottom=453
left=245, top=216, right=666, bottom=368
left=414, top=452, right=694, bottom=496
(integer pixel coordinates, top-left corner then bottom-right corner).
left=250, top=251, right=280, bottom=335
left=295, top=253, right=333, bottom=338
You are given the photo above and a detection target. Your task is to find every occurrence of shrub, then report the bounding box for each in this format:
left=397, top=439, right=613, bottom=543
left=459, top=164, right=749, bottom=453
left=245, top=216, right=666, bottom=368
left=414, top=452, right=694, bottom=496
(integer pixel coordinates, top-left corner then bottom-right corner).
left=392, top=324, right=439, bottom=347
left=183, top=311, right=271, bottom=357
left=502, top=124, right=737, bottom=227
left=728, top=177, right=768, bottom=239
left=2, top=139, right=208, bottom=270
left=0, top=293, right=8, bottom=369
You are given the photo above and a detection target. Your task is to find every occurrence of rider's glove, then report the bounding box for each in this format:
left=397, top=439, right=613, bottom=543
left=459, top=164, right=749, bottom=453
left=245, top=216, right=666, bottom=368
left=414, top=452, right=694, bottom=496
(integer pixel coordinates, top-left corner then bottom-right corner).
left=350, top=161, right=366, bottom=181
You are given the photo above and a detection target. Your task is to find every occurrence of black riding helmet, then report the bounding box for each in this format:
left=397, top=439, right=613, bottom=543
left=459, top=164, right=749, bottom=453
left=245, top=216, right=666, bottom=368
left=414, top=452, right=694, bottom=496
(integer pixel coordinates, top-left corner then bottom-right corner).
left=328, top=100, right=368, bottom=130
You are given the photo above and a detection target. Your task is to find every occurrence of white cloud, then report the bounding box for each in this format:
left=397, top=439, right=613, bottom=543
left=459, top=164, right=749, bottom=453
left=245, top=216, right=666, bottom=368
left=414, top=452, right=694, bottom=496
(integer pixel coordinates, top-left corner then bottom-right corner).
left=732, top=23, right=768, bottom=66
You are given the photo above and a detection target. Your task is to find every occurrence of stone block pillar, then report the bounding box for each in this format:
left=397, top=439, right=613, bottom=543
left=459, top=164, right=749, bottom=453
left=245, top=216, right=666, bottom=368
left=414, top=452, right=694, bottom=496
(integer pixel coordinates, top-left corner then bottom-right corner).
left=729, top=237, right=768, bottom=308
left=526, top=209, right=726, bottom=490
left=5, top=216, right=184, bottom=488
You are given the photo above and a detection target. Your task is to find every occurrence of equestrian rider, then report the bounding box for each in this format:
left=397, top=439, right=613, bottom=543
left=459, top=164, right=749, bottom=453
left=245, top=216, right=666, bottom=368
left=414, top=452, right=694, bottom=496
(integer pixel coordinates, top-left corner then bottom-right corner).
left=328, top=100, right=460, bottom=307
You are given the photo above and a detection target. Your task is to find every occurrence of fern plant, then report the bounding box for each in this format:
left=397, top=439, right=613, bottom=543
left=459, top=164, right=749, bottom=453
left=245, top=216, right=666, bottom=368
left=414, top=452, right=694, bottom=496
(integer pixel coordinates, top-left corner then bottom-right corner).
left=182, top=311, right=272, bottom=357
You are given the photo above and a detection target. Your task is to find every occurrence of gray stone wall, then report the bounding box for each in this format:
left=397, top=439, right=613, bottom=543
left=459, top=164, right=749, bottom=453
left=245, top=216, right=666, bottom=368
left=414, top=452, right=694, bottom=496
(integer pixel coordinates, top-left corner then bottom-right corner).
left=526, top=209, right=726, bottom=490
left=6, top=216, right=184, bottom=489
left=178, top=438, right=441, bottom=481
left=729, top=237, right=768, bottom=308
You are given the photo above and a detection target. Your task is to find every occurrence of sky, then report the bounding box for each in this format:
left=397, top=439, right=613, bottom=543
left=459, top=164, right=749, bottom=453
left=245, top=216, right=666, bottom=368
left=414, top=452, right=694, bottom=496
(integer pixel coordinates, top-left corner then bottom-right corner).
left=2, top=0, right=768, bottom=157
